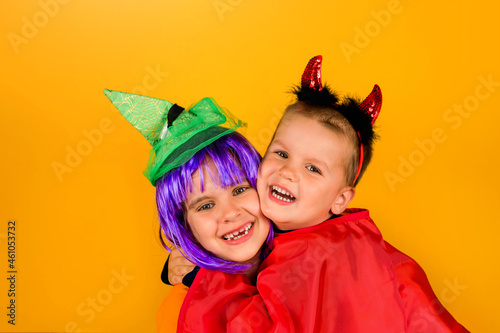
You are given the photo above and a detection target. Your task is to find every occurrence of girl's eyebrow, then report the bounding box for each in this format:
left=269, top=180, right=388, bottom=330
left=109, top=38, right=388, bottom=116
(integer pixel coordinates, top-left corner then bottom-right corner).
left=187, top=196, right=211, bottom=210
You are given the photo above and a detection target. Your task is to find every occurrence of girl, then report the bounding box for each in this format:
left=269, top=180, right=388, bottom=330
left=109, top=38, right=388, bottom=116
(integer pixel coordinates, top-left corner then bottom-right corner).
left=103, top=89, right=272, bottom=332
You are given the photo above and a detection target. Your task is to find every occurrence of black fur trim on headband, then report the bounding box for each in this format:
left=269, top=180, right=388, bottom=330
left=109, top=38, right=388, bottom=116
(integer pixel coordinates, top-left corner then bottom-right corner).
left=335, top=96, right=376, bottom=147
left=292, top=85, right=375, bottom=145
left=292, top=84, right=339, bottom=107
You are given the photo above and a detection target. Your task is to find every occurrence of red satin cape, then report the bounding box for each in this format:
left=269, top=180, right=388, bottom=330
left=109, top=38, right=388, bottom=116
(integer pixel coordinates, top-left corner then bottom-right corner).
left=178, top=209, right=468, bottom=332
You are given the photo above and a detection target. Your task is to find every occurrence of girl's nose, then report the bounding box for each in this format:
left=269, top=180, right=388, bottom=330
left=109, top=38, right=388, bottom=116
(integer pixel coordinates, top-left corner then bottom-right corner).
left=221, top=201, right=241, bottom=223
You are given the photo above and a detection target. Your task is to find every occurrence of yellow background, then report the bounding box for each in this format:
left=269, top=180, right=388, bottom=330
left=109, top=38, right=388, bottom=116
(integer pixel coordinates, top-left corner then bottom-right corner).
left=1, top=0, right=499, bottom=332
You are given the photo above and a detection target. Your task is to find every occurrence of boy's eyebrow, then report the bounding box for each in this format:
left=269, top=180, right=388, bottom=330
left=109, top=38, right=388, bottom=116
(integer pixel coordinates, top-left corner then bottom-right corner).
left=187, top=196, right=211, bottom=210
left=271, top=139, right=330, bottom=170
left=269, top=139, right=286, bottom=148
left=308, top=157, right=328, bottom=168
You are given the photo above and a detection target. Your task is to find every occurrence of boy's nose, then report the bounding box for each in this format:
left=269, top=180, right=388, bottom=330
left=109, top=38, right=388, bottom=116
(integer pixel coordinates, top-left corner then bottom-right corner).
left=278, top=165, right=297, bottom=182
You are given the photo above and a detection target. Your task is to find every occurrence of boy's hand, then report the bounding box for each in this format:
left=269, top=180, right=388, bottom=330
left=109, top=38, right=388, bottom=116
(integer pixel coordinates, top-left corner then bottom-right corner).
left=168, top=248, right=196, bottom=285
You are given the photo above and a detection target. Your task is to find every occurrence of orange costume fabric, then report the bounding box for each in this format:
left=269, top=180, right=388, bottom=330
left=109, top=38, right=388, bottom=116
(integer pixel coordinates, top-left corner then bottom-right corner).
left=178, top=209, right=468, bottom=332
left=157, top=284, right=189, bottom=333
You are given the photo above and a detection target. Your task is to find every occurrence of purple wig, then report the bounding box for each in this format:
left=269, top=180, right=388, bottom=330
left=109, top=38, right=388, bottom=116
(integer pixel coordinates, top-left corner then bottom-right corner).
left=156, top=131, right=273, bottom=273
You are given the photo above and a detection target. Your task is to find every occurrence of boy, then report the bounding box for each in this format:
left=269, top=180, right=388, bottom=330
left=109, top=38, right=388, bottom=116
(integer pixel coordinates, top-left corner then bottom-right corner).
left=175, top=56, right=468, bottom=332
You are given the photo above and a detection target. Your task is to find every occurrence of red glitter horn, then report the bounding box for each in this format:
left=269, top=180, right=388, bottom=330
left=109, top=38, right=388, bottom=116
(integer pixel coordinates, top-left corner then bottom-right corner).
left=353, top=84, right=382, bottom=185
left=301, top=55, right=323, bottom=91
left=359, top=84, right=382, bottom=125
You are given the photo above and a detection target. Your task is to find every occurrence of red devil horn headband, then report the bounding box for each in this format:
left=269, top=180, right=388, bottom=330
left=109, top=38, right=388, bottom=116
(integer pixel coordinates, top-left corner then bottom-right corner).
left=301, top=55, right=323, bottom=91
left=359, top=84, right=382, bottom=125
left=301, top=55, right=382, bottom=124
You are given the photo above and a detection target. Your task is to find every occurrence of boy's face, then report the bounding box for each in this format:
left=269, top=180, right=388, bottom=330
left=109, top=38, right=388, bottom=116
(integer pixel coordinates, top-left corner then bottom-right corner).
left=257, top=113, right=355, bottom=230
left=185, top=163, right=270, bottom=263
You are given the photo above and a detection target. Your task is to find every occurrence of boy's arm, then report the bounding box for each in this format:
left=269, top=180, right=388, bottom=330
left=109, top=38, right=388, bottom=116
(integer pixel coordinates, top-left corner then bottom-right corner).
left=178, top=267, right=290, bottom=333
left=386, top=242, right=470, bottom=333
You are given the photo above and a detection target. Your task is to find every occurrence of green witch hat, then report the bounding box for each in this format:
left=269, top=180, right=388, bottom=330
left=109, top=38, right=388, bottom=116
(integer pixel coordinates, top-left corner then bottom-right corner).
left=103, top=89, right=245, bottom=186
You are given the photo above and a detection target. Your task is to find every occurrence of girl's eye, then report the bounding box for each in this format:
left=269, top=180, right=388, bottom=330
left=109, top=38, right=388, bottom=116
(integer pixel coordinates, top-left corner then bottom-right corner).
left=198, top=203, right=214, bottom=211
left=306, top=165, right=321, bottom=174
left=276, top=151, right=288, bottom=158
left=234, top=186, right=248, bottom=196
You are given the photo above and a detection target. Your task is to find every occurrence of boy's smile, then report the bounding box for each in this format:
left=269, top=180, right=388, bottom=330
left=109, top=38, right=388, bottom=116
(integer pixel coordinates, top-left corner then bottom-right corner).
left=257, top=113, right=356, bottom=230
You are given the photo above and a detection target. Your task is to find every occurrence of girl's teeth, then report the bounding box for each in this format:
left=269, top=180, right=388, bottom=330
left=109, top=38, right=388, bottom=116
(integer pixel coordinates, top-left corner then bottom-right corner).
left=223, top=223, right=253, bottom=240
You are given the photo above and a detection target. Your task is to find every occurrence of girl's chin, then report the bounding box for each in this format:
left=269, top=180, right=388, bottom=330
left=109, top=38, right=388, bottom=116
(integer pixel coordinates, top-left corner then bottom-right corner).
left=224, top=249, right=261, bottom=264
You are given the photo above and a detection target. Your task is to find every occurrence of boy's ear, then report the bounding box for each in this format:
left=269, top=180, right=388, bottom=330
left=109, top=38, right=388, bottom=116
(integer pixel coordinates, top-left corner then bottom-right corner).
left=330, top=186, right=356, bottom=215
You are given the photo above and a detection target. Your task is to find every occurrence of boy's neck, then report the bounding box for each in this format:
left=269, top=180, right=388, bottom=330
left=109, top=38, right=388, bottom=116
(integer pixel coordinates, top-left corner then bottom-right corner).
left=273, top=213, right=343, bottom=233
left=242, top=250, right=263, bottom=281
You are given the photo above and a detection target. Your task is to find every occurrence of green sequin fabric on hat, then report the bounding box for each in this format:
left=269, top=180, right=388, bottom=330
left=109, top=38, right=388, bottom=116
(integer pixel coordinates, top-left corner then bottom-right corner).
left=104, top=89, right=245, bottom=186
left=104, top=89, right=173, bottom=146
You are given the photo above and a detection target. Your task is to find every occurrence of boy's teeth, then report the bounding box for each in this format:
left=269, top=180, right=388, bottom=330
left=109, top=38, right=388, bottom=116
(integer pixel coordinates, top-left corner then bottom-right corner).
left=271, top=186, right=295, bottom=202
left=272, top=186, right=292, bottom=197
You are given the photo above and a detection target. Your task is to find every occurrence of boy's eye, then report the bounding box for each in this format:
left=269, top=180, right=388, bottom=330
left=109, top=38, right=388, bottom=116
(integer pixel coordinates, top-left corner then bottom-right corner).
left=198, top=203, right=214, bottom=211
left=306, top=165, right=321, bottom=174
left=276, top=151, right=288, bottom=158
left=233, top=186, right=248, bottom=196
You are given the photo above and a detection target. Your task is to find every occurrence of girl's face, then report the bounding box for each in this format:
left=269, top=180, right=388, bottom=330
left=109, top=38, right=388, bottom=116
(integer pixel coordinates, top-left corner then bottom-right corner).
left=185, top=164, right=270, bottom=263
